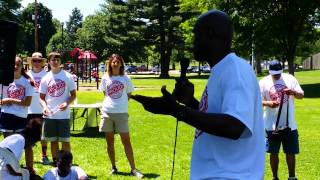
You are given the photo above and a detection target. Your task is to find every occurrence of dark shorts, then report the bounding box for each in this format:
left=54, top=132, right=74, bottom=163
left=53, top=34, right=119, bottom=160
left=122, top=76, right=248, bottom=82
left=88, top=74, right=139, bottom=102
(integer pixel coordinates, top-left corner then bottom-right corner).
left=266, top=129, right=299, bottom=154
left=42, top=118, right=71, bottom=142
left=27, top=114, right=43, bottom=122
left=0, top=112, right=27, bottom=133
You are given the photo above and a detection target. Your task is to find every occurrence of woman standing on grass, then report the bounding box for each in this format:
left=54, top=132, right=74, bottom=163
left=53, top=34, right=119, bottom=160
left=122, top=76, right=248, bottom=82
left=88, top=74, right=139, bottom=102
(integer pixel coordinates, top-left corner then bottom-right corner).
left=99, top=54, right=143, bottom=178
left=25, top=52, right=49, bottom=174
left=0, top=56, right=34, bottom=137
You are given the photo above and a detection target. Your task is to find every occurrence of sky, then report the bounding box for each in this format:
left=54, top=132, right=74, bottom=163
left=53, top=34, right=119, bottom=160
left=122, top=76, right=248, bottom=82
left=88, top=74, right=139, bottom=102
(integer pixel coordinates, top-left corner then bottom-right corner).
left=21, top=0, right=105, bottom=23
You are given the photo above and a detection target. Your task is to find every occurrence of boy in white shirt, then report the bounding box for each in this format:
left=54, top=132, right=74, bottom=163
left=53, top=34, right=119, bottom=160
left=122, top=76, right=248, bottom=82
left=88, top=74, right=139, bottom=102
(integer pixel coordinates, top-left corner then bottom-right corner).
left=44, top=150, right=88, bottom=180
left=39, top=52, right=76, bottom=166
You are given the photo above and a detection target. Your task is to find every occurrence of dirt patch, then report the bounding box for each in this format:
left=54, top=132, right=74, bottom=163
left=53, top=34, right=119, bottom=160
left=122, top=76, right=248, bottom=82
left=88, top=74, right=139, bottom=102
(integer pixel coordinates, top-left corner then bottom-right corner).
left=77, top=86, right=99, bottom=91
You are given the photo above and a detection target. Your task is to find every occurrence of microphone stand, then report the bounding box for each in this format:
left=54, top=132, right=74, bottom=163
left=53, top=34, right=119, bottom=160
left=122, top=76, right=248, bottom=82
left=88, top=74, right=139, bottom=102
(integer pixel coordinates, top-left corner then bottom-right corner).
left=171, top=58, right=190, bottom=180
left=0, top=84, right=3, bottom=114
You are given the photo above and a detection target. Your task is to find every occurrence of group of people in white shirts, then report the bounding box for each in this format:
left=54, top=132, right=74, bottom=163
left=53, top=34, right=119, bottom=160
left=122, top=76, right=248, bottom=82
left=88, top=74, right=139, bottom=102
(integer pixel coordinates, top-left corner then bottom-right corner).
left=0, top=52, right=87, bottom=180
left=0, top=52, right=144, bottom=179
left=0, top=47, right=304, bottom=180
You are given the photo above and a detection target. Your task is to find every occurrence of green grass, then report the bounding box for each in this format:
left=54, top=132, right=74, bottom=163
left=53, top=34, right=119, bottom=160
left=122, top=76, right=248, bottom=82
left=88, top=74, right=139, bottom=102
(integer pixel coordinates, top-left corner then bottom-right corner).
left=19, top=70, right=320, bottom=179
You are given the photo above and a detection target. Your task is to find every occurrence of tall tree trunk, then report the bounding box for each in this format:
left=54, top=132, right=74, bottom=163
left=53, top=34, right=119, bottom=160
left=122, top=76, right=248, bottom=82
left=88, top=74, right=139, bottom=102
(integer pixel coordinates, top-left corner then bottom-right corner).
left=287, top=53, right=295, bottom=75
left=255, top=57, right=262, bottom=75
left=158, top=1, right=169, bottom=78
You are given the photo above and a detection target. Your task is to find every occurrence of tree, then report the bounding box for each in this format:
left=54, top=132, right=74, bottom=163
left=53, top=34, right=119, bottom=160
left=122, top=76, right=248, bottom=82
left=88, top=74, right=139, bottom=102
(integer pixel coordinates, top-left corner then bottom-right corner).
left=0, top=0, right=21, bottom=21
left=218, top=0, right=320, bottom=75
left=92, top=0, right=147, bottom=62
left=66, top=7, right=83, bottom=49
left=76, top=14, right=106, bottom=61
left=141, top=0, right=196, bottom=78
left=20, top=2, right=56, bottom=56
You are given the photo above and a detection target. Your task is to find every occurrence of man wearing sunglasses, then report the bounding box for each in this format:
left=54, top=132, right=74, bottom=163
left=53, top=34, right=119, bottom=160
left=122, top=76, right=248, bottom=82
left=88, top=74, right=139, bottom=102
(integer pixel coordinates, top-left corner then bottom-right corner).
left=26, top=52, right=49, bottom=173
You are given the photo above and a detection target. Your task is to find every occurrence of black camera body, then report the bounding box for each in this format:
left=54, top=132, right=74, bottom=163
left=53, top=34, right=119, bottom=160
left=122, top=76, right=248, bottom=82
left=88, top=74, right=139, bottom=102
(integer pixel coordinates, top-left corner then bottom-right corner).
left=270, top=127, right=292, bottom=140
left=0, top=20, right=18, bottom=85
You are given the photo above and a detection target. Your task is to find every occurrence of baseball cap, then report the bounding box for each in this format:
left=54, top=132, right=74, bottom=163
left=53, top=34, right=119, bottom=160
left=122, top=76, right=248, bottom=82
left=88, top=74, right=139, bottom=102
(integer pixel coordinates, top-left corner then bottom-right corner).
left=269, top=60, right=283, bottom=75
left=31, top=52, right=43, bottom=59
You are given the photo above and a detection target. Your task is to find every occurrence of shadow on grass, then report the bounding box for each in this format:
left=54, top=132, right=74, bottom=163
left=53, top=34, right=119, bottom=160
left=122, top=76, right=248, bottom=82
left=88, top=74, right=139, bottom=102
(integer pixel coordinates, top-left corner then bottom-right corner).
left=87, top=175, right=98, bottom=179
left=113, top=171, right=160, bottom=179
left=301, top=83, right=320, bottom=98
left=71, top=127, right=105, bottom=138
left=131, top=74, right=210, bottom=80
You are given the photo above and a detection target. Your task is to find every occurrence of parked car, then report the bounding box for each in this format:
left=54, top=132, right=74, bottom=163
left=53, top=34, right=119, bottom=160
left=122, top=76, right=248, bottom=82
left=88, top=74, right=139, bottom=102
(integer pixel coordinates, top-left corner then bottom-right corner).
left=151, top=65, right=160, bottom=72
left=201, top=65, right=211, bottom=73
left=99, top=64, right=106, bottom=72
left=186, top=66, right=198, bottom=73
left=137, top=64, right=148, bottom=72
left=125, top=65, right=137, bottom=73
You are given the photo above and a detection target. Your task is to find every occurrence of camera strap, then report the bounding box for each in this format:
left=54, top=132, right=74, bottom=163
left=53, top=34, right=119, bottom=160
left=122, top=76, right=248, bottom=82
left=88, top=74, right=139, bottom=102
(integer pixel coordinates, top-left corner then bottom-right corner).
left=275, top=92, right=289, bottom=129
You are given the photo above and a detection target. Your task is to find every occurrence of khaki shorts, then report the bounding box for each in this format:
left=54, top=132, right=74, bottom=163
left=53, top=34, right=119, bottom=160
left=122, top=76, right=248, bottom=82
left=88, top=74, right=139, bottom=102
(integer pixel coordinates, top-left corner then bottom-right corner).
left=99, top=113, right=129, bottom=133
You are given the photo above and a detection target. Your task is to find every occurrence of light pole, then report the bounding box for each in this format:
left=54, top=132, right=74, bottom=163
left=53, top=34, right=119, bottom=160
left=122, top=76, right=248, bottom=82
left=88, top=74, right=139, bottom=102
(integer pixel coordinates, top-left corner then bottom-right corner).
left=61, top=22, right=64, bottom=51
left=34, top=0, right=39, bottom=52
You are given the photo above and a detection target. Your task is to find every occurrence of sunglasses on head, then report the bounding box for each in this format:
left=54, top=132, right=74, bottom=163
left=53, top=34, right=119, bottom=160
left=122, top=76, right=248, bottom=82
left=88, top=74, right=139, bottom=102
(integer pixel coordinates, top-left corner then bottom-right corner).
left=32, top=59, right=42, bottom=63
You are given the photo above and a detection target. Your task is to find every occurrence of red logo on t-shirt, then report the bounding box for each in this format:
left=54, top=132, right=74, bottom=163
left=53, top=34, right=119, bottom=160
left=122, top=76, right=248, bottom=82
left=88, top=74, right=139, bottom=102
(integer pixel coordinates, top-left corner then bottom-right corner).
left=269, top=84, right=288, bottom=103
left=7, top=84, right=25, bottom=100
left=195, top=86, right=208, bottom=139
left=33, top=76, right=42, bottom=92
left=107, top=80, right=124, bottom=99
left=48, top=79, right=66, bottom=97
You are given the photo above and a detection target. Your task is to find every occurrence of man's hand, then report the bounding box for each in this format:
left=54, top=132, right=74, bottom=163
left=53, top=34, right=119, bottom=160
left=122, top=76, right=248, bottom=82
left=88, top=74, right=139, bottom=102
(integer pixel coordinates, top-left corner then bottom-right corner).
left=59, top=102, right=68, bottom=111
left=263, top=100, right=280, bottom=108
left=131, top=86, right=183, bottom=117
left=0, top=98, right=12, bottom=106
left=173, top=78, right=194, bottom=105
left=43, top=107, right=51, bottom=116
left=282, top=88, right=296, bottom=96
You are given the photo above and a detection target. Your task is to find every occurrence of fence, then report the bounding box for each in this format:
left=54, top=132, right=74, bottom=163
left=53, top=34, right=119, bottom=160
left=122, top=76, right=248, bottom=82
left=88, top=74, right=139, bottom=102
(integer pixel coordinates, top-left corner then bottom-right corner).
left=303, top=53, right=320, bottom=70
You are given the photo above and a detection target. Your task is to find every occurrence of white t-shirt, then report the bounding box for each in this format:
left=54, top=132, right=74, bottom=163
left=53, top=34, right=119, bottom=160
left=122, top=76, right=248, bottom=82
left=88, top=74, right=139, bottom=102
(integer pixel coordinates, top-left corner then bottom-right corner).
left=0, top=76, right=34, bottom=118
left=39, top=70, right=76, bottom=119
left=259, top=73, right=304, bottom=131
left=27, top=69, right=47, bottom=114
left=190, top=53, right=265, bottom=180
left=43, top=166, right=87, bottom=180
left=99, top=75, right=134, bottom=113
left=0, top=134, right=25, bottom=180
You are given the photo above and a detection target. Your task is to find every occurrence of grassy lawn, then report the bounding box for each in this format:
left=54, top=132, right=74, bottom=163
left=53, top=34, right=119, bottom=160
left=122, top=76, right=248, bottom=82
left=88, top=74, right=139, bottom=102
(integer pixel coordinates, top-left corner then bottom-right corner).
left=19, top=70, right=320, bottom=179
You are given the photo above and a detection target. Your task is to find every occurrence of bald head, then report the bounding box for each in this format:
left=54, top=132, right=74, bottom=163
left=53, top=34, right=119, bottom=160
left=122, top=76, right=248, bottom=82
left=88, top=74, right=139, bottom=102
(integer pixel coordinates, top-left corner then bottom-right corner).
left=193, top=10, right=233, bottom=65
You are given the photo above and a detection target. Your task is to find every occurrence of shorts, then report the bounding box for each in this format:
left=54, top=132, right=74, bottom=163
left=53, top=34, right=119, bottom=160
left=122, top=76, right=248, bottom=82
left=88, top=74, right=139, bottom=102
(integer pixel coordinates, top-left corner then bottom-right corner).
left=0, top=112, right=27, bottom=133
left=99, top=113, right=129, bottom=133
left=42, top=118, right=71, bottom=142
left=266, top=129, right=299, bottom=154
left=27, top=114, right=43, bottom=122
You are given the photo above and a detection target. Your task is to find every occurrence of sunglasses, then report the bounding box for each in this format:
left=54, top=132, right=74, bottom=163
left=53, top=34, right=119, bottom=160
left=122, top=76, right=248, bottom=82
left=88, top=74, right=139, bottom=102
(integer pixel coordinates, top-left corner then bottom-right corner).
left=50, top=57, right=61, bottom=62
left=32, top=59, right=42, bottom=63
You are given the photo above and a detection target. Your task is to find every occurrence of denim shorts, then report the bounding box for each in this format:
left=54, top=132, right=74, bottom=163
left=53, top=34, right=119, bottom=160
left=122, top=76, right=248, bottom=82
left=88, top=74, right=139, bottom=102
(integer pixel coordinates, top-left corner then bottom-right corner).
left=42, top=118, right=71, bottom=142
left=266, top=129, right=299, bottom=154
left=0, top=112, right=27, bottom=133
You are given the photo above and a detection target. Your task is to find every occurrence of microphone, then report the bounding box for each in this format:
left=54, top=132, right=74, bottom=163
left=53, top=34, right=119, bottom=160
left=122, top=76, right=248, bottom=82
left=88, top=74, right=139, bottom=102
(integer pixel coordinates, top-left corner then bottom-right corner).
left=179, top=58, right=190, bottom=81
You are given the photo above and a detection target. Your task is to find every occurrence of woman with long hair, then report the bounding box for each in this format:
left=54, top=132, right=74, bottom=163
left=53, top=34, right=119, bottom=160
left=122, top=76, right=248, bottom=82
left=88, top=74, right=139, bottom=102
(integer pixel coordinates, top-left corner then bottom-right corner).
left=99, top=54, right=143, bottom=178
left=0, top=56, right=34, bottom=137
